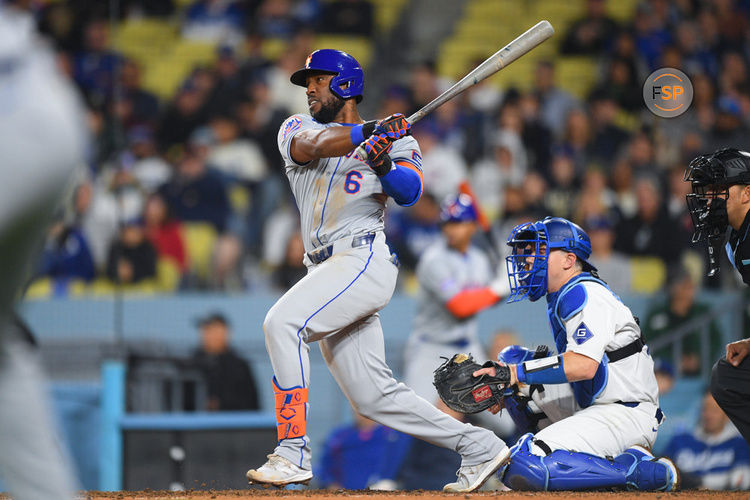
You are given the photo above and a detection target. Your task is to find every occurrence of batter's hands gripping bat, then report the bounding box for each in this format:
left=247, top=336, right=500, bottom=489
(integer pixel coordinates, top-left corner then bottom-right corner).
left=356, top=20, right=554, bottom=158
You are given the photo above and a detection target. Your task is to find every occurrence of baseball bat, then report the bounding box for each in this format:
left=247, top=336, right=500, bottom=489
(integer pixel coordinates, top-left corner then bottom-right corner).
left=356, top=20, right=554, bottom=158
left=407, top=20, right=554, bottom=125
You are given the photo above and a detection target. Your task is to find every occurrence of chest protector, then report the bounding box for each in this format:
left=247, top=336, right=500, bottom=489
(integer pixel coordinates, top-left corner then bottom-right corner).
left=546, top=273, right=617, bottom=408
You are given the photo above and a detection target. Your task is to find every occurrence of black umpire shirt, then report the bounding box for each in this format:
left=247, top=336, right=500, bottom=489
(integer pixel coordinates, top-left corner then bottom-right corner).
left=727, top=208, right=750, bottom=285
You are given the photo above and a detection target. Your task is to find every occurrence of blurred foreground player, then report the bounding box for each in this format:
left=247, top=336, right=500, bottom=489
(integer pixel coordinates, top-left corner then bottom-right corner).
left=471, top=217, right=678, bottom=491
left=685, top=148, right=750, bottom=444
left=0, top=4, right=86, bottom=499
left=245, top=49, right=509, bottom=492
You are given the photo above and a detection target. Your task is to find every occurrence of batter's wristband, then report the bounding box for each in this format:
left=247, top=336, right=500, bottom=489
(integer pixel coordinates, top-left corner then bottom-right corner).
left=350, top=120, right=377, bottom=145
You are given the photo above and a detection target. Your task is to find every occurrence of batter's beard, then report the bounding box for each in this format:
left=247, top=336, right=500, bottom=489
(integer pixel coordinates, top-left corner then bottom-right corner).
left=312, top=95, right=346, bottom=123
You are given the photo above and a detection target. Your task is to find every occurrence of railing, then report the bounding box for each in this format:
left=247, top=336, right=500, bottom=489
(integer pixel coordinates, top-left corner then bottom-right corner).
left=648, top=293, right=745, bottom=380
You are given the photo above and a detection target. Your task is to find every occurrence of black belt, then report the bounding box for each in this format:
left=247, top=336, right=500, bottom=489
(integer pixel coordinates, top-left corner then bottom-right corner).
left=306, top=232, right=376, bottom=265
left=607, top=335, right=646, bottom=363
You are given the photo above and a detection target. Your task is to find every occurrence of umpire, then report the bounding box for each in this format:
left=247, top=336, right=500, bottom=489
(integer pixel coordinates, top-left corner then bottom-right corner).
left=685, top=148, right=750, bottom=443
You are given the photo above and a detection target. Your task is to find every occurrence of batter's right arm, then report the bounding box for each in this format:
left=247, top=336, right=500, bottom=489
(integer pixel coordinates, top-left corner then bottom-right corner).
left=291, top=121, right=376, bottom=163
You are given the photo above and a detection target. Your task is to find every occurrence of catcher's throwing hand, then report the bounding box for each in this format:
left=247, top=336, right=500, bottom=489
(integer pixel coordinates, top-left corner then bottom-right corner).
left=375, top=113, right=411, bottom=140
left=433, top=353, right=512, bottom=414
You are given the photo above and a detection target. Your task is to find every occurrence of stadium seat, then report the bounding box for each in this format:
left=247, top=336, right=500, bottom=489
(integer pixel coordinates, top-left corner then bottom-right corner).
left=630, top=257, right=667, bottom=293
left=156, top=258, right=182, bottom=292
left=182, top=222, right=218, bottom=280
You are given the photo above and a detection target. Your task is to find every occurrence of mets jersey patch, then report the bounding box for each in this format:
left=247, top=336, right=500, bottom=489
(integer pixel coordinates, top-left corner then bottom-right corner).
left=282, top=116, right=302, bottom=140
left=573, top=322, right=593, bottom=345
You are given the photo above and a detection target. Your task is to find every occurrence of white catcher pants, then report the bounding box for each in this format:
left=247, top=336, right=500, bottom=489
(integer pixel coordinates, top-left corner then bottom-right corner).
left=264, top=234, right=506, bottom=470
left=527, top=383, right=661, bottom=457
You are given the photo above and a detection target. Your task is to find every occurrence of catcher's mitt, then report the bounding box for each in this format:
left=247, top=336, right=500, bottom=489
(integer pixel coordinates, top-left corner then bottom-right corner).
left=433, top=353, right=511, bottom=414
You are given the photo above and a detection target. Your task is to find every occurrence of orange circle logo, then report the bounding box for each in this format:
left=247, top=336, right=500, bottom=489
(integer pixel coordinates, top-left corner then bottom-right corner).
left=643, top=68, right=693, bottom=118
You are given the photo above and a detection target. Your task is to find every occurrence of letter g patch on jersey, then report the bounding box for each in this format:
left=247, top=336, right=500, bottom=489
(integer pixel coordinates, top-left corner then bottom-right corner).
left=573, top=322, right=593, bottom=345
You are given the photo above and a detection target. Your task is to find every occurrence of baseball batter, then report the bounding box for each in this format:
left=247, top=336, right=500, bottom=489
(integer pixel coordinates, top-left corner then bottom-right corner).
left=472, top=217, right=679, bottom=491
left=245, top=49, right=509, bottom=492
left=0, top=4, right=85, bottom=499
left=404, top=193, right=508, bottom=403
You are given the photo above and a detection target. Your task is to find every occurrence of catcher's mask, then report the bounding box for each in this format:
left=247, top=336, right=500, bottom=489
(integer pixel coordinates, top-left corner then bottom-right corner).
left=684, top=148, right=750, bottom=243
left=506, top=217, right=595, bottom=303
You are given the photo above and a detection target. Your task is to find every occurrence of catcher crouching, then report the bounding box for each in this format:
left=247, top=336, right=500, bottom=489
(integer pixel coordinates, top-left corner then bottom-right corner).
left=434, top=216, right=679, bottom=492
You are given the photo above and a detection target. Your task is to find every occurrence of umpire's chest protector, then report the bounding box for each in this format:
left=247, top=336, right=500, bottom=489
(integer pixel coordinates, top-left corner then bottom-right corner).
left=546, top=273, right=610, bottom=409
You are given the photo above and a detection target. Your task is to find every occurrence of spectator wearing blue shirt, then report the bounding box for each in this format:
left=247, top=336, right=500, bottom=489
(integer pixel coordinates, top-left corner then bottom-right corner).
left=316, top=413, right=411, bottom=490
left=158, top=144, right=231, bottom=233
left=39, top=221, right=96, bottom=289
left=665, top=392, right=750, bottom=490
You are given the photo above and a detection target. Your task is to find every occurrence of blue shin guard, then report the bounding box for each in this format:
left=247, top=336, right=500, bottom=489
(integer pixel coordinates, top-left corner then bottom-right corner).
left=501, top=435, right=679, bottom=491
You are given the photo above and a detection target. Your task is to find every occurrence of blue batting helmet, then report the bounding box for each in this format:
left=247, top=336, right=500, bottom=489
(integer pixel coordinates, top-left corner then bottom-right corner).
left=290, top=49, right=364, bottom=102
left=505, top=217, right=596, bottom=303
left=440, top=194, right=478, bottom=224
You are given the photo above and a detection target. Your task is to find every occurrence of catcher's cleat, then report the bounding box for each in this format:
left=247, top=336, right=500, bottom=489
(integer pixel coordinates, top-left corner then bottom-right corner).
left=443, top=446, right=511, bottom=493
left=246, top=454, right=313, bottom=486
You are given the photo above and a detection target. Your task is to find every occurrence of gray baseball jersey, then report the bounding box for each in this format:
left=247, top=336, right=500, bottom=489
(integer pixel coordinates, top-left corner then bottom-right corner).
left=0, top=6, right=84, bottom=499
left=413, top=240, right=494, bottom=343
left=277, top=114, right=422, bottom=252
left=259, top=114, right=507, bottom=473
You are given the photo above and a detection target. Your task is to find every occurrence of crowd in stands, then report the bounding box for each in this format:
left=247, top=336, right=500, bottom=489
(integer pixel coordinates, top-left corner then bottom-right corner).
left=24, top=0, right=750, bottom=297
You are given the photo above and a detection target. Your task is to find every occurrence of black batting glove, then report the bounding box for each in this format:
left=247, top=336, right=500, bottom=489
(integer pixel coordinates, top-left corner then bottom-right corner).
left=362, top=133, right=393, bottom=176
left=375, top=113, right=411, bottom=140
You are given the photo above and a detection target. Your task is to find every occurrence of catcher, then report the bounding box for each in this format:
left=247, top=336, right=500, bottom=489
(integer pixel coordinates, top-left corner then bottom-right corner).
left=434, top=216, right=679, bottom=491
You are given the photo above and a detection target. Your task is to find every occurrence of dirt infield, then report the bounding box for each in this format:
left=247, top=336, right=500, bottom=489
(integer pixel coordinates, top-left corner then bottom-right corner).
left=81, top=490, right=747, bottom=500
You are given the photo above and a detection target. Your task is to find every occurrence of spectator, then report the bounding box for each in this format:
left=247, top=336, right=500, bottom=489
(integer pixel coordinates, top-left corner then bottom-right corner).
left=560, top=0, right=618, bottom=55
left=158, top=145, right=231, bottom=233
left=316, top=413, right=411, bottom=490
left=584, top=215, right=632, bottom=295
left=191, top=312, right=259, bottom=410
left=143, top=193, right=187, bottom=273
left=665, top=392, right=750, bottom=490
left=385, top=192, right=441, bottom=271
left=653, top=358, right=675, bottom=397
left=272, top=231, right=306, bottom=291
left=319, top=0, right=373, bottom=36
left=157, top=80, right=209, bottom=153
left=642, top=266, right=723, bottom=376
left=182, top=0, right=246, bottom=45
left=105, top=219, right=157, bottom=284
left=73, top=19, right=122, bottom=108
left=587, top=95, right=629, bottom=164
left=38, top=220, right=96, bottom=285
left=119, top=59, right=159, bottom=126
left=544, top=150, right=578, bottom=219
left=614, top=175, right=681, bottom=261
left=412, top=126, right=467, bottom=202
left=518, top=92, right=552, bottom=174
left=533, top=61, right=577, bottom=138
left=126, top=126, right=172, bottom=192
left=207, top=113, right=268, bottom=187
left=470, top=131, right=526, bottom=223
left=709, top=95, right=749, bottom=151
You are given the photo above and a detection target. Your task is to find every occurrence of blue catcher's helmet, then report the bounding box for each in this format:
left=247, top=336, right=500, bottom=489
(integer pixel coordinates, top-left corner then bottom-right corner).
left=505, top=217, right=596, bottom=303
left=290, top=49, right=364, bottom=102
left=440, top=193, right=478, bottom=224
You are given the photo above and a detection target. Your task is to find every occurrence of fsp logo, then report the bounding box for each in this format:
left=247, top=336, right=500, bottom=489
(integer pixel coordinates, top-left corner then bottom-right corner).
left=643, top=68, right=693, bottom=118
